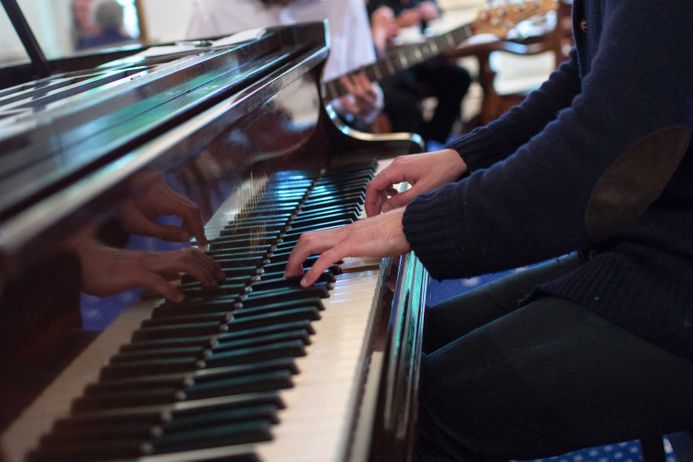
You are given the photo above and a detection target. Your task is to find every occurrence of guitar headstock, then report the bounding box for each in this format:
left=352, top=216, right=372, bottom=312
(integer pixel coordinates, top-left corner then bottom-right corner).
left=471, top=0, right=558, bottom=38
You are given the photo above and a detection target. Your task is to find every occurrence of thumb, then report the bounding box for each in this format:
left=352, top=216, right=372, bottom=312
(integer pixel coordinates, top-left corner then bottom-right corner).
left=383, top=188, right=417, bottom=211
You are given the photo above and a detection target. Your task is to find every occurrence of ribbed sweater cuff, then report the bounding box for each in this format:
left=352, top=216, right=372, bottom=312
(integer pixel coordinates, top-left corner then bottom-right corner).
left=446, top=126, right=505, bottom=171
left=402, top=191, right=462, bottom=279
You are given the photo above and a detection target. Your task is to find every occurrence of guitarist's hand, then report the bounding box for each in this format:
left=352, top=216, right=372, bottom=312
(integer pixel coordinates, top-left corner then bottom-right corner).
left=339, top=72, right=380, bottom=118
left=365, top=149, right=468, bottom=216
left=418, top=1, right=439, bottom=22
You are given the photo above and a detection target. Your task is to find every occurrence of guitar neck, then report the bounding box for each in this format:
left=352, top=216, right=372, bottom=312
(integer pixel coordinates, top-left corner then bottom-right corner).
left=323, top=22, right=474, bottom=101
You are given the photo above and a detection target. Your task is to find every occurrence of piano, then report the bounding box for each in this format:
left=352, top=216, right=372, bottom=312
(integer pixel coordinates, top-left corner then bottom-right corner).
left=0, top=5, right=428, bottom=462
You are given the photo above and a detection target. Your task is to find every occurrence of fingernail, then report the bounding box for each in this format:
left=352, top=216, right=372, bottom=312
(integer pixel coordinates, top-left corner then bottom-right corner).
left=300, top=277, right=309, bottom=287
left=382, top=203, right=393, bottom=212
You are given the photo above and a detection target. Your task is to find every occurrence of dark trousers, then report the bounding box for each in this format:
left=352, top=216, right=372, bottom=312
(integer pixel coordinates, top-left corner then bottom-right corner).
left=418, top=255, right=693, bottom=461
left=381, top=59, right=471, bottom=144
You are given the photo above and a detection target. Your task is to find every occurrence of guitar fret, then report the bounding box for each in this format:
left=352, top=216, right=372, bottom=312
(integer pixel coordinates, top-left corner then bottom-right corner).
left=386, top=59, right=396, bottom=76
left=319, top=1, right=549, bottom=103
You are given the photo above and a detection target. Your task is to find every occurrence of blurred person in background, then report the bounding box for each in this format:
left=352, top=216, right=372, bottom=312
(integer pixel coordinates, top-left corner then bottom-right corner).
left=188, top=0, right=384, bottom=129
left=369, top=0, right=471, bottom=147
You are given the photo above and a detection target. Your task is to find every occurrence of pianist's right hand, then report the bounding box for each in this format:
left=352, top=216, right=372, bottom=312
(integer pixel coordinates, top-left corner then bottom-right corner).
left=365, top=149, right=467, bottom=217
left=72, top=238, right=224, bottom=303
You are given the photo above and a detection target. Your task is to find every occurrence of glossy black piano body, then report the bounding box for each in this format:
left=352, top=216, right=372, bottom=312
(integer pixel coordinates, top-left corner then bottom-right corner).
left=0, top=20, right=427, bottom=462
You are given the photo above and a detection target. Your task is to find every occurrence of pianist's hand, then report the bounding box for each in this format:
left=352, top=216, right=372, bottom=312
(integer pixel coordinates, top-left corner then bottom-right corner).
left=338, top=72, right=380, bottom=119
left=75, top=241, right=224, bottom=303
left=284, top=208, right=411, bottom=287
left=365, top=149, right=467, bottom=217
left=119, top=171, right=209, bottom=245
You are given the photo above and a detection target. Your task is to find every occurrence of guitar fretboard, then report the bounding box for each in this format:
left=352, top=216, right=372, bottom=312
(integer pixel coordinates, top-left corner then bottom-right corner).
left=322, top=23, right=474, bottom=101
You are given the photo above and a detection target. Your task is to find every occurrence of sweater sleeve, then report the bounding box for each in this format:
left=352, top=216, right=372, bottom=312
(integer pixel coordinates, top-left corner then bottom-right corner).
left=404, top=0, right=692, bottom=279
left=447, top=48, right=581, bottom=171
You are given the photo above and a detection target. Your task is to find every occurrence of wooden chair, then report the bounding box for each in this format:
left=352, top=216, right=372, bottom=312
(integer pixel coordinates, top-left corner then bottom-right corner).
left=448, top=0, right=573, bottom=127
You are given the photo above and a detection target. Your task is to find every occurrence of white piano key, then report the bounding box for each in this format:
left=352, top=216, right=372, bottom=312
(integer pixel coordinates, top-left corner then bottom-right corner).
left=255, top=270, right=381, bottom=462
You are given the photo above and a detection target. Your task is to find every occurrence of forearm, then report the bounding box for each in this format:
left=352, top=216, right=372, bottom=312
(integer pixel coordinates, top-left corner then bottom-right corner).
left=405, top=3, right=691, bottom=278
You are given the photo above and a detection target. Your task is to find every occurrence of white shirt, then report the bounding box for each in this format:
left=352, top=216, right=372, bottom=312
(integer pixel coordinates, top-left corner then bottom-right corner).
left=187, top=0, right=383, bottom=123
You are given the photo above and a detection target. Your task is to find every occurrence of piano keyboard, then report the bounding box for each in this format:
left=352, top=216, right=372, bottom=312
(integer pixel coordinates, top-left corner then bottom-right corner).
left=3, top=160, right=391, bottom=462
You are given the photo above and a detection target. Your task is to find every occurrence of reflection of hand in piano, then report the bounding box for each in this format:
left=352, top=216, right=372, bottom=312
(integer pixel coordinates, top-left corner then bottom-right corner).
left=285, top=207, right=411, bottom=287
left=69, top=236, right=224, bottom=303
left=337, top=72, right=380, bottom=120
left=119, top=170, right=209, bottom=245
left=364, top=148, right=468, bottom=216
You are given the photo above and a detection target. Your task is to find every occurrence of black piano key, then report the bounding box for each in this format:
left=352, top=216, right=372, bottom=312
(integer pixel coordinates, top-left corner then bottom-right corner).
left=209, top=236, right=277, bottom=250
left=110, top=345, right=207, bottom=363
left=180, top=274, right=252, bottom=289
left=251, top=274, right=333, bottom=291
left=259, top=255, right=320, bottom=271
left=194, top=358, right=299, bottom=382
left=179, top=282, right=249, bottom=299
left=204, top=340, right=306, bottom=368
left=292, top=204, right=361, bottom=219
left=206, top=249, right=272, bottom=259
left=100, top=356, right=202, bottom=381
left=162, top=404, right=279, bottom=432
left=215, top=319, right=315, bottom=343
left=132, top=321, right=225, bottom=341
left=143, top=311, right=232, bottom=326
left=241, top=286, right=330, bottom=307
left=72, top=387, right=183, bottom=412
left=235, top=297, right=325, bottom=315
left=185, top=370, right=293, bottom=400
left=225, top=307, right=321, bottom=330
left=290, top=210, right=358, bottom=227
left=181, top=266, right=257, bottom=285
left=216, top=256, right=267, bottom=269
left=213, top=329, right=310, bottom=353
left=268, top=250, right=323, bottom=264
left=123, top=335, right=212, bottom=351
left=257, top=270, right=335, bottom=284
left=213, top=229, right=281, bottom=241
left=298, top=199, right=362, bottom=213
left=152, top=297, right=239, bottom=318
left=305, top=190, right=364, bottom=201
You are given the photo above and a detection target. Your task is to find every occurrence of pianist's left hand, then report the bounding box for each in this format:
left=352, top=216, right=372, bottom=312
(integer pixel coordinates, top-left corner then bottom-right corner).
left=119, top=171, right=209, bottom=245
left=284, top=207, right=411, bottom=287
left=74, top=239, right=224, bottom=303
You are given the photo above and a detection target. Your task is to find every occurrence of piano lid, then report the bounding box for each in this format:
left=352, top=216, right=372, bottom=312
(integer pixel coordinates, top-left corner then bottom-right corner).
left=0, top=21, right=329, bottom=272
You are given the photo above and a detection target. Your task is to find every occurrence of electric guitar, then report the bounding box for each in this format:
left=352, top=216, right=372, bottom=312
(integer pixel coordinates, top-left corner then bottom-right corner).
left=322, top=0, right=557, bottom=101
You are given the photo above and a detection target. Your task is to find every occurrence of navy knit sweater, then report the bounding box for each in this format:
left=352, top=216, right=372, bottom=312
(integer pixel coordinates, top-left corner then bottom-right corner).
left=403, top=0, right=693, bottom=357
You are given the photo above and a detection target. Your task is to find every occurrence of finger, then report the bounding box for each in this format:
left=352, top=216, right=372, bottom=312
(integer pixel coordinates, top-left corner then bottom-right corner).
left=300, top=246, right=348, bottom=287
left=284, top=229, right=342, bottom=278
left=141, top=271, right=185, bottom=303
left=149, top=250, right=217, bottom=287
left=382, top=188, right=418, bottom=212
left=152, top=187, right=208, bottom=245
left=190, top=248, right=225, bottom=281
left=365, top=164, right=407, bottom=216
